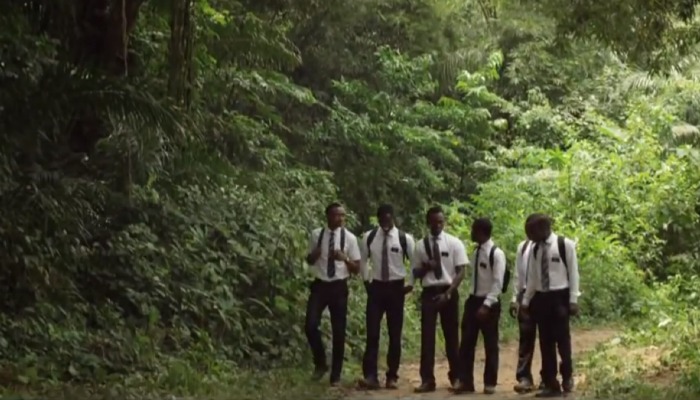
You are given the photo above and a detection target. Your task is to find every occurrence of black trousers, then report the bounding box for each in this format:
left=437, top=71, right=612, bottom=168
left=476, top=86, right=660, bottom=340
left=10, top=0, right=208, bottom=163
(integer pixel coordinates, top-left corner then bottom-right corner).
left=516, top=290, right=542, bottom=383
left=458, top=295, right=500, bottom=387
left=531, top=289, right=572, bottom=389
left=419, top=285, right=460, bottom=385
left=362, top=279, right=405, bottom=380
left=305, top=279, right=349, bottom=382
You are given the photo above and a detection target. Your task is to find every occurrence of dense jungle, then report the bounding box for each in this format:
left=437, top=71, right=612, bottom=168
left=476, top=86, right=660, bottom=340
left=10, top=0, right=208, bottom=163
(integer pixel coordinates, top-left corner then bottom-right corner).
left=2, top=0, right=700, bottom=399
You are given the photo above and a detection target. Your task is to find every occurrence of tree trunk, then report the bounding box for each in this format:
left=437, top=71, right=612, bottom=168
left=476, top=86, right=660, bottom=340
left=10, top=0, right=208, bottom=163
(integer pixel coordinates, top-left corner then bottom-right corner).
left=168, top=0, right=194, bottom=106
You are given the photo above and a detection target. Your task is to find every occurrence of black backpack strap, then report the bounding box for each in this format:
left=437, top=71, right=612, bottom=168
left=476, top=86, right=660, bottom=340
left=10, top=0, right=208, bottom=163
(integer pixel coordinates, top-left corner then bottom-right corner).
left=557, top=236, right=569, bottom=283
left=398, top=231, right=408, bottom=261
left=317, top=228, right=325, bottom=248
left=423, top=237, right=432, bottom=259
left=521, top=240, right=530, bottom=256
left=488, top=245, right=510, bottom=294
left=557, top=236, right=568, bottom=270
left=340, top=228, right=346, bottom=251
left=366, top=227, right=379, bottom=250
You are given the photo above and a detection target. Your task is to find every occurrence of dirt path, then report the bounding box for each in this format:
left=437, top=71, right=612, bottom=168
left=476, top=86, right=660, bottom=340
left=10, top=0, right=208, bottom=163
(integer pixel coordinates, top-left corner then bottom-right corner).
left=347, top=327, right=618, bottom=400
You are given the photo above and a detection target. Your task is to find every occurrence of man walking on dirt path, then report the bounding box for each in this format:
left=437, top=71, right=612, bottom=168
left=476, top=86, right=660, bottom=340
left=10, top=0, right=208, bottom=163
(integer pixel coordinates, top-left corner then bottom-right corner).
left=411, top=206, right=469, bottom=393
left=452, top=218, right=506, bottom=395
left=521, top=214, right=580, bottom=398
left=304, top=202, right=362, bottom=386
left=358, top=204, right=415, bottom=390
left=512, top=214, right=545, bottom=393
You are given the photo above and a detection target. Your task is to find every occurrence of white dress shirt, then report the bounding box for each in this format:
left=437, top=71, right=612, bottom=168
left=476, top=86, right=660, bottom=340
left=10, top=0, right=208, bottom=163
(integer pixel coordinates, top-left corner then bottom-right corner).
left=410, top=231, right=469, bottom=287
left=307, top=227, right=361, bottom=282
left=522, top=233, right=580, bottom=306
left=360, top=227, right=416, bottom=283
left=469, top=239, right=506, bottom=307
left=511, top=240, right=533, bottom=304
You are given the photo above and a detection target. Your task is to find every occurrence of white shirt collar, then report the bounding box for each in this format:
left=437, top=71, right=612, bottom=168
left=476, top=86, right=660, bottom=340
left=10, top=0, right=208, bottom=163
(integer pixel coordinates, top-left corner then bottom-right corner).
left=431, top=231, right=445, bottom=240
left=326, top=226, right=343, bottom=234
left=544, top=232, right=556, bottom=244
left=380, top=226, right=398, bottom=237
left=482, top=238, right=494, bottom=247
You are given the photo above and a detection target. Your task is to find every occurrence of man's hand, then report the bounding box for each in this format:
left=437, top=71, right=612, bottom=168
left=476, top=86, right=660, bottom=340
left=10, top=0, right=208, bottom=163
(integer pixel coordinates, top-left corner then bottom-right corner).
left=347, top=262, right=360, bottom=274
left=333, top=249, right=348, bottom=262
left=421, top=261, right=435, bottom=271
left=569, top=303, right=579, bottom=317
left=433, top=292, right=450, bottom=305
left=306, top=246, right=323, bottom=264
left=477, top=305, right=490, bottom=320
left=520, top=304, right=530, bottom=319
left=403, top=285, right=414, bottom=295
left=509, top=302, right=518, bottom=319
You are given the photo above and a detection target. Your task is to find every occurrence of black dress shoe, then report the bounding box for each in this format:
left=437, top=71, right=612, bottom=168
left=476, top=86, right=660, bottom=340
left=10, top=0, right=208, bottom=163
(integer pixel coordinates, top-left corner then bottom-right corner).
left=514, top=378, right=534, bottom=393
left=385, top=379, right=399, bottom=390
left=450, top=382, right=475, bottom=394
left=535, top=387, right=563, bottom=397
left=562, top=377, right=574, bottom=393
left=357, top=377, right=380, bottom=390
left=414, top=382, right=436, bottom=393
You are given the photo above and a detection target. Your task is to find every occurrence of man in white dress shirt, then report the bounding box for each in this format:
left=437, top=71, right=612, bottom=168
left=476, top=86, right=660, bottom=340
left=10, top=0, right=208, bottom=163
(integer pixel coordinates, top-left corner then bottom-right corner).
left=358, top=204, right=415, bottom=390
left=521, top=214, right=580, bottom=398
left=452, top=218, right=506, bottom=395
left=304, top=202, right=362, bottom=386
left=512, top=214, right=545, bottom=393
left=411, top=206, right=469, bottom=393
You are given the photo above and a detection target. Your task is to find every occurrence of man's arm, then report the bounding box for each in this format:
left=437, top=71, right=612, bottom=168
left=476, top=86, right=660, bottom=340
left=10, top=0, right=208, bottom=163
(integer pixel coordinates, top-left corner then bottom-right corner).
left=521, top=248, right=538, bottom=307
left=484, top=248, right=506, bottom=307
left=305, top=229, right=321, bottom=265
left=359, top=231, right=371, bottom=281
left=344, top=235, right=362, bottom=274
left=567, top=239, right=580, bottom=304
left=405, top=234, right=416, bottom=286
left=411, top=239, right=428, bottom=279
left=447, top=239, right=469, bottom=296
left=512, top=241, right=524, bottom=304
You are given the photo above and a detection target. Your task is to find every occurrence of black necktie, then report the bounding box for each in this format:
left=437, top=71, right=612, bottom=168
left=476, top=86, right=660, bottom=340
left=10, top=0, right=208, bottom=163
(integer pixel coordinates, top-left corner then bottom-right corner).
left=541, top=241, right=550, bottom=291
left=473, top=245, right=481, bottom=295
left=381, top=233, right=390, bottom=281
left=432, top=236, right=442, bottom=279
left=327, top=231, right=336, bottom=278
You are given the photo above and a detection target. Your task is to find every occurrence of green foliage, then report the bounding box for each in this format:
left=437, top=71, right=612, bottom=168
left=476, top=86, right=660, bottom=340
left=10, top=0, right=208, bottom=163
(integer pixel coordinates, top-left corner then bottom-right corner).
left=308, top=46, right=508, bottom=230
left=581, top=276, right=700, bottom=399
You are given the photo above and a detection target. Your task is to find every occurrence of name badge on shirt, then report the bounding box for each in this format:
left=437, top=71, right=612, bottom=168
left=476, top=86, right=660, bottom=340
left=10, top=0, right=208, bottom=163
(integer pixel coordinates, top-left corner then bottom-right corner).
left=479, top=262, right=487, bottom=268
left=390, top=246, right=400, bottom=253
left=441, top=251, right=449, bottom=257
left=552, top=257, right=561, bottom=262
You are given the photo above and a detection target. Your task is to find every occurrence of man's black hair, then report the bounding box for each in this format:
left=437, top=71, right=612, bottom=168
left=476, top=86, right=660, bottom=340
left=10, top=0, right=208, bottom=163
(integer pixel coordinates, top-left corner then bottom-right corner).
left=525, top=213, right=540, bottom=224
left=426, top=205, right=444, bottom=221
left=527, top=213, right=552, bottom=229
left=376, top=204, right=394, bottom=218
left=472, top=217, right=493, bottom=237
left=325, top=202, right=343, bottom=215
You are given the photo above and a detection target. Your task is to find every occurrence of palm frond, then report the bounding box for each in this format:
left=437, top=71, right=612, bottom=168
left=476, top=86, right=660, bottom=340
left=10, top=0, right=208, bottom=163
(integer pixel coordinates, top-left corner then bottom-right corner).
left=672, top=122, right=700, bottom=143
left=620, top=71, right=659, bottom=92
